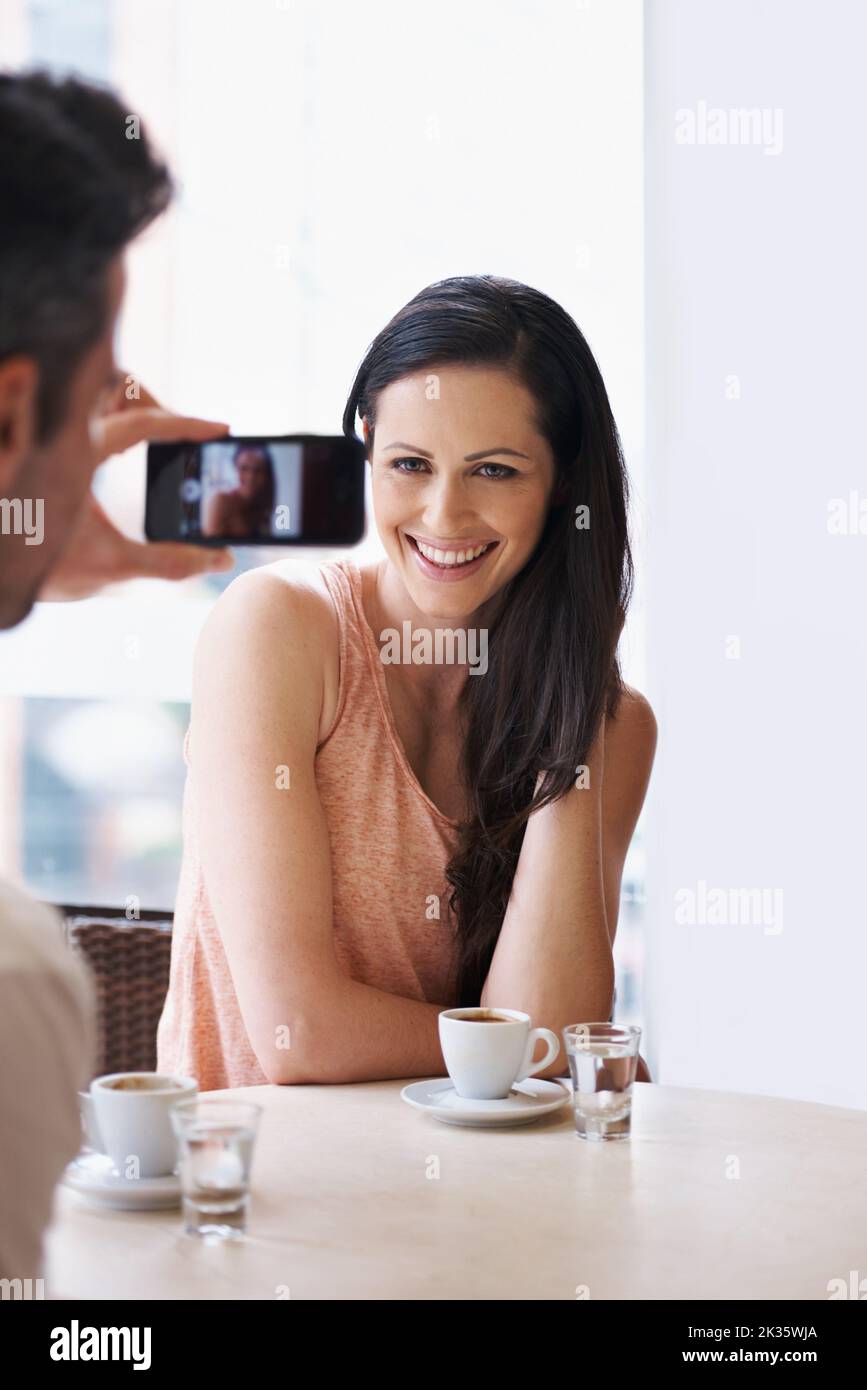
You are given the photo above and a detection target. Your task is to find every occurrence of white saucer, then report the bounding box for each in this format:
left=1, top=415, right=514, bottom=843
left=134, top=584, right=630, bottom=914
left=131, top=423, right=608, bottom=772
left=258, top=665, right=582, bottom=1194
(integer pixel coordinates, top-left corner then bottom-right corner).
left=400, top=1077, right=571, bottom=1127
left=62, top=1150, right=182, bottom=1210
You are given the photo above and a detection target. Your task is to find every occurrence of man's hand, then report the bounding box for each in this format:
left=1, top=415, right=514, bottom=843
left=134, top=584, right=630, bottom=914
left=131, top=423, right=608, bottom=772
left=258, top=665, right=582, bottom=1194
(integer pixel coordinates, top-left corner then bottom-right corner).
left=38, top=381, right=235, bottom=602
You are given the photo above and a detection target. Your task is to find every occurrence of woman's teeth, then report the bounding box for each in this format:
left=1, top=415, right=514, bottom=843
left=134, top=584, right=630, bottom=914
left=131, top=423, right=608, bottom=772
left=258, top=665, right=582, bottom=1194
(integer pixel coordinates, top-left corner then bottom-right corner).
left=413, top=539, right=493, bottom=567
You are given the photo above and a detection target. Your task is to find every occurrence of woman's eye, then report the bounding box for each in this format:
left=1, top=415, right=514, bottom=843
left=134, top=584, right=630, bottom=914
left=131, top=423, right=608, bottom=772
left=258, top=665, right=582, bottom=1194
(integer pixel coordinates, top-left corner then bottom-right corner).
left=390, top=457, right=428, bottom=473
left=475, top=463, right=516, bottom=479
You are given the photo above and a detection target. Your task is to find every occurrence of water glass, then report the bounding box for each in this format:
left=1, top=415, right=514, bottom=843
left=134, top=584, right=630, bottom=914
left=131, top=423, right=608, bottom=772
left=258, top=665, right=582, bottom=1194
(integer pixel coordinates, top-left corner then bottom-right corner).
left=170, top=1099, right=262, bottom=1239
left=563, top=1023, right=642, bottom=1141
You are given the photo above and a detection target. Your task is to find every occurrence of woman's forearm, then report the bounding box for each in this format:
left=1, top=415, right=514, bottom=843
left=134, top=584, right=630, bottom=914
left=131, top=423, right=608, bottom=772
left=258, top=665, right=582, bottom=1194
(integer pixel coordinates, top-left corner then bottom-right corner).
left=269, top=978, right=449, bottom=1085
left=480, top=735, right=615, bottom=1068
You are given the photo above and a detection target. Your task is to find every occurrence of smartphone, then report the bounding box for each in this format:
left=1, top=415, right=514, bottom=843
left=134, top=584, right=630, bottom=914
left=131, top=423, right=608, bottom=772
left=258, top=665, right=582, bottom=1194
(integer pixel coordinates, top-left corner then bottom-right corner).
left=145, top=434, right=366, bottom=546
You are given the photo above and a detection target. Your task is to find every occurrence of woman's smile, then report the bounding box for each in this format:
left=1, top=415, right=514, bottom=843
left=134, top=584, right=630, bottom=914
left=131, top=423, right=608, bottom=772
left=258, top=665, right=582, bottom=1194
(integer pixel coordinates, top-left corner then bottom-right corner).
left=403, top=531, right=500, bottom=583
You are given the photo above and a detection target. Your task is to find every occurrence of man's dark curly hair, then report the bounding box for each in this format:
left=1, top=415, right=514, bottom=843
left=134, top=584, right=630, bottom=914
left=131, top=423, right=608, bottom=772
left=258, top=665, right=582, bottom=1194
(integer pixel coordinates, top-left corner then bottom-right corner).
left=0, top=70, right=172, bottom=440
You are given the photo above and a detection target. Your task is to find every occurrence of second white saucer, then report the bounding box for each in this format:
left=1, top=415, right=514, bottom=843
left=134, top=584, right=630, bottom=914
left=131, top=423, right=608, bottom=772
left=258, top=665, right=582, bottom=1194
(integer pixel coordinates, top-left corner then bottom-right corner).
left=62, top=1150, right=182, bottom=1210
left=400, top=1077, right=571, bottom=1127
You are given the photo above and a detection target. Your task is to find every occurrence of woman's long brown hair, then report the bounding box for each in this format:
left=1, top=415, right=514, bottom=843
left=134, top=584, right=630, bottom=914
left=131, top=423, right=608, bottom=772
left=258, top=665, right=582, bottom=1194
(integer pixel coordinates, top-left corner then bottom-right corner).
left=343, top=275, right=633, bottom=1005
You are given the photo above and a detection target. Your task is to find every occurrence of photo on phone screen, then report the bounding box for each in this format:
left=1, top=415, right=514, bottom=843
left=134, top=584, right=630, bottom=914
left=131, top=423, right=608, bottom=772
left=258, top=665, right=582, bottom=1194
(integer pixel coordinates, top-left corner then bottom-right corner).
left=145, top=434, right=366, bottom=546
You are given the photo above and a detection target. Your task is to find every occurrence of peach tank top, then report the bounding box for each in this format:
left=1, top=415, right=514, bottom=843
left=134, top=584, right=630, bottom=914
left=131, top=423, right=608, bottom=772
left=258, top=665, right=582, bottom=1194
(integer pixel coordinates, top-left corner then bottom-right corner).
left=156, top=559, right=461, bottom=1091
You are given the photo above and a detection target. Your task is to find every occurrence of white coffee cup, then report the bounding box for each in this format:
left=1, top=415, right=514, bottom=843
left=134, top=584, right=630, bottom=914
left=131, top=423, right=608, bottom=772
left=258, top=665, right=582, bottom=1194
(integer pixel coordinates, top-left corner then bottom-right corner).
left=78, top=1072, right=198, bottom=1179
left=438, top=1007, right=561, bottom=1100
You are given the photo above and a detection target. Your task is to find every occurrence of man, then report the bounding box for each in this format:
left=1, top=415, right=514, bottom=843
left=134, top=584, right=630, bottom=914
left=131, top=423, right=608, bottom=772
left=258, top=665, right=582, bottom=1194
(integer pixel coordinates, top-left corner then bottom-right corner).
left=0, top=70, right=234, bottom=1284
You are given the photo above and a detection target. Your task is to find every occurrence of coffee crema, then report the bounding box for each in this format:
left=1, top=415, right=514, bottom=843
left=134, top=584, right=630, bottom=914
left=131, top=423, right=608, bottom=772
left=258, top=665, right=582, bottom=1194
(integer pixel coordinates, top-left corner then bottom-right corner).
left=104, top=1076, right=184, bottom=1091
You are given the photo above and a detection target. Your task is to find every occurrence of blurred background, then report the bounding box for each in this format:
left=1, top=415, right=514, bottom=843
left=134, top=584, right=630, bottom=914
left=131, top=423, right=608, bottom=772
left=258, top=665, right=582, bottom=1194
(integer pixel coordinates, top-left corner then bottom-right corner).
left=0, top=0, right=648, bottom=1024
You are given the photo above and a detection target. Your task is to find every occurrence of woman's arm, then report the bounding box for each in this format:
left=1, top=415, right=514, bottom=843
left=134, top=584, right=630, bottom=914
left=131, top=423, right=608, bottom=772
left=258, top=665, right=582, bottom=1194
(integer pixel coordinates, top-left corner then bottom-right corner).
left=190, top=567, right=448, bottom=1085
left=480, top=689, right=657, bottom=1079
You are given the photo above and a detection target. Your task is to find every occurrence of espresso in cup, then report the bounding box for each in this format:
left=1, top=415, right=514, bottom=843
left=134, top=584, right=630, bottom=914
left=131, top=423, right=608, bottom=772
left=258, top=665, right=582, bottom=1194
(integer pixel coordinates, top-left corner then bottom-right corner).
left=439, top=1007, right=561, bottom=1099
left=79, top=1072, right=197, bottom=1179
left=104, top=1076, right=185, bottom=1091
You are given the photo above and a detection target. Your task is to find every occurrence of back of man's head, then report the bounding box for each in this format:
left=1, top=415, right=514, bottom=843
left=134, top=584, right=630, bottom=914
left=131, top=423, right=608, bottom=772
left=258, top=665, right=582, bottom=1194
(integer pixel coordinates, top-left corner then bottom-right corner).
left=0, top=70, right=172, bottom=442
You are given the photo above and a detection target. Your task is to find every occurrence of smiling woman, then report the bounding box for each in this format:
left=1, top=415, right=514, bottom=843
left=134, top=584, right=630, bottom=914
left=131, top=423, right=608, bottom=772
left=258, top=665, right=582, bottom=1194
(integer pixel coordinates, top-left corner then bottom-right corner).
left=156, top=274, right=655, bottom=1090
left=345, top=278, right=646, bottom=1007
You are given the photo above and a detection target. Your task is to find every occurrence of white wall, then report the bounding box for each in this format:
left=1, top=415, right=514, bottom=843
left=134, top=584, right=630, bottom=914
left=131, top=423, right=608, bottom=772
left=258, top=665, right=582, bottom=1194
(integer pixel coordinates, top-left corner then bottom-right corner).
left=644, top=0, right=867, bottom=1105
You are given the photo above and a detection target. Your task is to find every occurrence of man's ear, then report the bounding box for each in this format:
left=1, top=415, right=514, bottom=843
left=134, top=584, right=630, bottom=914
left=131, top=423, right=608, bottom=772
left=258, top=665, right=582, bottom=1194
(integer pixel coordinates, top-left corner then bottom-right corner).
left=0, top=356, right=39, bottom=493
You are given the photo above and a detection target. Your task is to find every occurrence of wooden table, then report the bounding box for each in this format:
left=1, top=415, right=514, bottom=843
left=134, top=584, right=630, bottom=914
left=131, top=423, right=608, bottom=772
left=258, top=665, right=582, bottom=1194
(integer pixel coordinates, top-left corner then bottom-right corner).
left=45, top=1080, right=867, bottom=1300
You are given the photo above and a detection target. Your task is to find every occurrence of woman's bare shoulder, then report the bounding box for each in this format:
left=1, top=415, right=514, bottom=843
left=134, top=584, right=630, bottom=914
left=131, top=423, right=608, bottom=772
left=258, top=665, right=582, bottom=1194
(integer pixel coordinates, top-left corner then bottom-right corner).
left=203, top=558, right=336, bottom=637
left=604, top=685, right=658, bottom=817
left=194, top=560, right=340, bottom=741
left=611, top=685, right=657, bottom=743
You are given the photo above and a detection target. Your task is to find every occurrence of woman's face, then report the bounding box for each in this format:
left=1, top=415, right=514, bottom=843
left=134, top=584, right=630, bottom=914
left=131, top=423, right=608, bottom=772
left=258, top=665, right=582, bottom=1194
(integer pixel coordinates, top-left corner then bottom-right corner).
left=235, top=448, right=270, bottom=500
left=369, top=365, right=557, bottom=618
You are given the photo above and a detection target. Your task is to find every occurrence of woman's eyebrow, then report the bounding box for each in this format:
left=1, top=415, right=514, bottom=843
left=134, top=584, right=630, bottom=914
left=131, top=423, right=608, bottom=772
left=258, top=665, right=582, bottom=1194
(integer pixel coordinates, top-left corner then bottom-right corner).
left=383, top=440, right=531, bottom=461
left=465, top=446, right=531, bottom=462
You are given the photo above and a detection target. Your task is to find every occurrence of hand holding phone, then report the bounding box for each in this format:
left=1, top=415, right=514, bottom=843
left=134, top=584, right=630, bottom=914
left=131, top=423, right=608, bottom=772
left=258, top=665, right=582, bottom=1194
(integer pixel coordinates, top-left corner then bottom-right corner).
left=38, top=384, right=234, bottom=602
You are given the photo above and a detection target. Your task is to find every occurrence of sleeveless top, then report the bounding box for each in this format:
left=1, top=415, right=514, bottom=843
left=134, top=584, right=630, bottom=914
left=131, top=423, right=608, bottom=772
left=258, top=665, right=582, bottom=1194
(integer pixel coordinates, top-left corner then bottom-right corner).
left=155, top=559, right=462, bottom=1091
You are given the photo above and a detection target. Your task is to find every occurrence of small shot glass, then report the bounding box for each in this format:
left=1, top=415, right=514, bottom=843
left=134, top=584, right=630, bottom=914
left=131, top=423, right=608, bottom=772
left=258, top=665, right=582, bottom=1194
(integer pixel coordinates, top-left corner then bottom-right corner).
left=170, top=1099, right=263, bottom=1239
left=563, top=1023, right=642, bottom=1141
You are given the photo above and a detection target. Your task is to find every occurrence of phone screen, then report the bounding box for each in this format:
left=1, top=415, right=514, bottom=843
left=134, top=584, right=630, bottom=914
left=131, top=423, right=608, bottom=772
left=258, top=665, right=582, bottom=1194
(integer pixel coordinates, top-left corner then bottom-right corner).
left=145, top=434, right=366, bottom=546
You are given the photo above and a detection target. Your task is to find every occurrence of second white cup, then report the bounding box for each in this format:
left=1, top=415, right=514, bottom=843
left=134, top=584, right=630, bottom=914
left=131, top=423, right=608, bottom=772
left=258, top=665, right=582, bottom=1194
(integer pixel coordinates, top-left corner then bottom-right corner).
left=81, top=1072, right=198, bottom=1178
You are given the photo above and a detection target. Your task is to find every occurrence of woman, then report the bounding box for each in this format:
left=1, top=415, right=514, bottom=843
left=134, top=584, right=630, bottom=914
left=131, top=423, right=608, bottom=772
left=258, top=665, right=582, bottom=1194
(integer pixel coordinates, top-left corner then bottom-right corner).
left=156, top=275, right=657, bottom=1090
left=201, top=442, right=276, bottom=539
